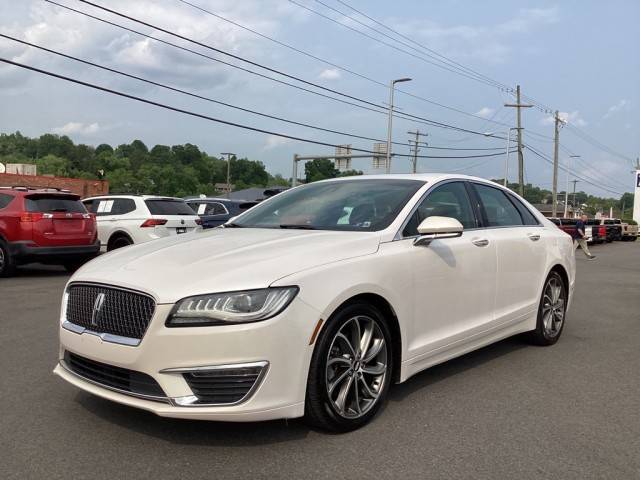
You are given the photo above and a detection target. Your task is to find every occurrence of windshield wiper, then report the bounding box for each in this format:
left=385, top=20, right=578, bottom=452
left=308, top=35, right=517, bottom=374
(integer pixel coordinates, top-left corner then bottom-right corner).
left=279, top=224, right=317, bottom=230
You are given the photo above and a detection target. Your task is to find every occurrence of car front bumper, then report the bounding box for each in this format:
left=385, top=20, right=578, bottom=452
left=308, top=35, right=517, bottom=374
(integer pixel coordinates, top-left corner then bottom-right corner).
left=54, top=298, right=321, bottom=421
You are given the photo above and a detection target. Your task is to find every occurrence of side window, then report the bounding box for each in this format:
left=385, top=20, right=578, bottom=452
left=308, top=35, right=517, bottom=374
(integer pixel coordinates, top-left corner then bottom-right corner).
left=83, top=199, right=97, bottom=213
left=403, top=182, right=476, bottom=237
left=506, top=193, right=540, bottom=226
left=0, top=193, right=14, bottom=209
left=206, top=202, right=228, bottom=215
left=474, top=184, right=523, bottom=227
left=95, top=199, right=115, bottom=216
left=111, top=199, right=136, bottom=215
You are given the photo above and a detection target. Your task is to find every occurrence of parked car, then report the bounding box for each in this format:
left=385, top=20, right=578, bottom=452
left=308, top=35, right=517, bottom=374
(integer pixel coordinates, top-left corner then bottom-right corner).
left=185, top=197, right=258, bottom=229
left=0, top=187, right=99, bottom=276
left=621, top=219, right=638, bottom=241
left=597, top=218, right=622, bottom=242
left=55, top=175, right=575, bottom=432
left=548, top=217, right=605, bottom=244
left=82, top=195, right=201, bottom=251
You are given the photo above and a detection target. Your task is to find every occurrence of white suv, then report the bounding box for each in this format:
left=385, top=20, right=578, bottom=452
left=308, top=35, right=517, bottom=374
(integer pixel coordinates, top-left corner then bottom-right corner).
left=82, top=195, right=201, bottom=251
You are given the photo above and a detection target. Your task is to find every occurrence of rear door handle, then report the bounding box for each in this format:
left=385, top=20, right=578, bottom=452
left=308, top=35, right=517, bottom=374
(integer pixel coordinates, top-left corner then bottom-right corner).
left=527, top=233, right=541, bottom=241
left=472, top=238, right=490, bottom=247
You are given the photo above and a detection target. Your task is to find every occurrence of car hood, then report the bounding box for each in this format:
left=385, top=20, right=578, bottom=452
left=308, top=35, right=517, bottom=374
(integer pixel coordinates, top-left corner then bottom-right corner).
left=71, top=228, right=381, bottom=303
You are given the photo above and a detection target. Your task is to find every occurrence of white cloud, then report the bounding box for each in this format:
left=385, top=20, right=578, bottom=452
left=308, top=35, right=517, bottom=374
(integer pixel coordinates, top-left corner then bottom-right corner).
left=318, top=68, right=342, bottom=80
left=392, top=6, right=559, bottom=64
left=52, top=122, right=100, bottom=135
left=475, top=107, right=495, bottom=118
left=541, top=111, right=587, bottom=127
left=263, top=135, right=293, bottom=150
left=603, top=99, right=630, bottom=119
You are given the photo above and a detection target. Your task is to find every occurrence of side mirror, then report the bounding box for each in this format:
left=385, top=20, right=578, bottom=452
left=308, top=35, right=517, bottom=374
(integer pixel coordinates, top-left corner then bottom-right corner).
left=414, top=216, right=463, bottom=247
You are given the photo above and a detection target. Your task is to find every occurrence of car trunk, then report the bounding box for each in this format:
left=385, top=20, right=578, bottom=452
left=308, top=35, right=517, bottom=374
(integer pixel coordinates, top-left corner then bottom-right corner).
left=144, top=198, right=200, bottom=235
left=24, top=194, right=95, bottom=246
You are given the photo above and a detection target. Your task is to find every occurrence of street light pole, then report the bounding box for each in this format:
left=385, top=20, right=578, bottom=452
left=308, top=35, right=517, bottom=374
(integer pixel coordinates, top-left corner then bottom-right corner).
left=485, top=128, right=518, bottom=187
left=220, top=152, right=235, bottom=195
left=386, top=77, right=411, bottom=174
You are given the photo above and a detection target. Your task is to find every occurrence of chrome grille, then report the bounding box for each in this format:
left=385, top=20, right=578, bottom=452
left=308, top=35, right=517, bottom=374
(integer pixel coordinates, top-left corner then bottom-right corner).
left=65, top=283, right=155, bottom=341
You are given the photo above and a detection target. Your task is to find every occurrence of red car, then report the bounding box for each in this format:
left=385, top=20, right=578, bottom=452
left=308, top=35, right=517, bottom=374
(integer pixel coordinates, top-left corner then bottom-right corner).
left=0, top=187, right=100, bottom=276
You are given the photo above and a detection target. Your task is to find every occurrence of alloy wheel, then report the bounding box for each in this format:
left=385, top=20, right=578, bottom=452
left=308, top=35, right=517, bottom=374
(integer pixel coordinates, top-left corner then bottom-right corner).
left=325, top=315, right=388, bottom=419
left=542, top=276, right=565, bottom=338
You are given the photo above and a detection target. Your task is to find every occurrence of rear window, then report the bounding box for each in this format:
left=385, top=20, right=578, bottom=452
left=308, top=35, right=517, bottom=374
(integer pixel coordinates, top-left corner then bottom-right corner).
left=25, top=195, right=86, bottom=213
left=145, top=199, right=194, bottom=215
left=0, top=193, right=14, bottom=209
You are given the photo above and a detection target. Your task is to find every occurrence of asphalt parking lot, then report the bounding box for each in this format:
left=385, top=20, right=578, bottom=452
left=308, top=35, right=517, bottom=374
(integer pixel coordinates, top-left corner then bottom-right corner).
left=1, top=241, right=639, bottom=480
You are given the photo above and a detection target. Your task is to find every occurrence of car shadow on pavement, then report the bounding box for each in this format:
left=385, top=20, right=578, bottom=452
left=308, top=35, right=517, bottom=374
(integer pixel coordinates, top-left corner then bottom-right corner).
left=389, top=336, right=528, bottom=402
left=11, top=264, right=69, bottom=277
left=75, top=393, right=312, bottom=445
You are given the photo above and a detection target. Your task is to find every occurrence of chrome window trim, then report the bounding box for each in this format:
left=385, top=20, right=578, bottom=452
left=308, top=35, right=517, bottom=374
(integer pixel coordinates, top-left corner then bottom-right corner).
left=59, top=359, right=171, bottom=404
left=393, top=178, right=480, bottom=241
left=393, top=178, right=544, bottom=241
left=161, top=361, right=270, bottom=407
left=470, top=181, right=544, bottom=228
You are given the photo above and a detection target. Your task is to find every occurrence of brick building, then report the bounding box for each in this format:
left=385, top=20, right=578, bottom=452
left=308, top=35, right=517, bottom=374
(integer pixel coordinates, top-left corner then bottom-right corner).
left=0, top=173, right=109, bottom=198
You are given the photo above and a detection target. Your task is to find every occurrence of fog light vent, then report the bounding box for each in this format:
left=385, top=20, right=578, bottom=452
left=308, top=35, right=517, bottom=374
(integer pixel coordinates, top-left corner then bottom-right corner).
left=182, top=362, right=268, bottom=405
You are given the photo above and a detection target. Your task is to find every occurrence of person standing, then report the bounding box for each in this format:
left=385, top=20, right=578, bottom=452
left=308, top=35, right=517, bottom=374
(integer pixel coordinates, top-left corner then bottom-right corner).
left=574, top=214, right=596, bottom=259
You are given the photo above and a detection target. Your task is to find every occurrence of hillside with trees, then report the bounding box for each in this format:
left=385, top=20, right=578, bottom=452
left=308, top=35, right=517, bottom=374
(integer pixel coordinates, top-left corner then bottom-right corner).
left=0, top=132, right=633, bottom=217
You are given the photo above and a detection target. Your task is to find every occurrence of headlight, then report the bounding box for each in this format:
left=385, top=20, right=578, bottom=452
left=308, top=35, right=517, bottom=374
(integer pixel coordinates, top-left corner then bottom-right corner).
left=166, top=287, right=299, bottom=327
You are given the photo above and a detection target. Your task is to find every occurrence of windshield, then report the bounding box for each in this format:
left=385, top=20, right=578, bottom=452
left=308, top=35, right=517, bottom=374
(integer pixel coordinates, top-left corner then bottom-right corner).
left=145, top=199, right=194, bottom=215
left=232, top=179, right=424, bottom=231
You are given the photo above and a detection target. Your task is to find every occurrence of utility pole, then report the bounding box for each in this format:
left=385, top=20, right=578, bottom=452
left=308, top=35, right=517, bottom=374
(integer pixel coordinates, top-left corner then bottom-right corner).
left=551, top=110, right=563, bottom=217
left=407, top=129, right=428, bottom=173
left=505, top=85, right=533, bottom=196
left=220, top=152, right=235, bottom=195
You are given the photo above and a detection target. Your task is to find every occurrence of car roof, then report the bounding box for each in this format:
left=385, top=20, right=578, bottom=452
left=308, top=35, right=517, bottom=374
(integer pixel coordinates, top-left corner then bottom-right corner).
left=314, top=173, right=501, bottom=185
left=83, top=195, right=184, bottom=201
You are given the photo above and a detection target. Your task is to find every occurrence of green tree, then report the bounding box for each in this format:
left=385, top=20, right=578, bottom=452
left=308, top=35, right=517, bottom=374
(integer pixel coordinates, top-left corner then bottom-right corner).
left=305, top=158, right=339, bottom=183
left=338, top=169, right=363, bottom=178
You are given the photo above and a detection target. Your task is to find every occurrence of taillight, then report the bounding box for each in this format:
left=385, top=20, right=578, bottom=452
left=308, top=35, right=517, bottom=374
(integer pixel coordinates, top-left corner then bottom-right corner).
left=140, top=218, right=168, bottom=228
left=195, top=218, right=203, bottom=225
left=20, top=212, right=52, bottom=222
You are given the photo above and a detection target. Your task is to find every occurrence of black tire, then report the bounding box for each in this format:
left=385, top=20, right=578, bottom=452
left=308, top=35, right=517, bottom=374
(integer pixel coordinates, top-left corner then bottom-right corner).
left=526, top=271, right=567, bottom=346
left=633, top=236, right=638, bottom=242
left=107, top=235, right=132, bottom=251
left=0, top=239, right=16, bottom=278
left=304, top=302, right=393, bottom=432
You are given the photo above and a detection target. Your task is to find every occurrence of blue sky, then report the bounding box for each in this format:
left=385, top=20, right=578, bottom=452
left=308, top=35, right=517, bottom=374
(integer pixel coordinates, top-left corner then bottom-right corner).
left=0, top=0, right=638, bottom=196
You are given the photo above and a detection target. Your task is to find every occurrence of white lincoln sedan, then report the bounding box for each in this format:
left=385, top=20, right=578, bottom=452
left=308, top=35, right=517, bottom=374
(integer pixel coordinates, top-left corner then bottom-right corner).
left=54, top=174, right=575, bottom=431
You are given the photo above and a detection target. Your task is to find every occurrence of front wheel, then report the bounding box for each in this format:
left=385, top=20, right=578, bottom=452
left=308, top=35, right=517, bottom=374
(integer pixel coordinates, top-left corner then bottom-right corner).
left=304, top=303, right=393, bottom=432
left=526, top=271, right=567, bottom=346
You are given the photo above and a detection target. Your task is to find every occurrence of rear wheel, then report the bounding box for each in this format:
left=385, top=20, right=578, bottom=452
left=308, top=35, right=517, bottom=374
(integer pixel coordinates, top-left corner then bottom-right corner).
left=107, top=235, right=132, bottom=251
left=526, top=271, right=567, bottom=346
left=0, top=240, right=16, bottom=277
left=304, top=303, right=393, bottom=432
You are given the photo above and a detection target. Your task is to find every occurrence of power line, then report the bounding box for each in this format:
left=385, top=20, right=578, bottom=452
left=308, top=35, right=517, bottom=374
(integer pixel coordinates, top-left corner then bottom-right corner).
left=525, top=144, right=625, bottom=196
left=310, top=0, right=633, bottom=164
left=1, top=32, right=510, bottom=153
left=288, top=0, right=507, bottom=90
left=0, top=57, right=514, bottom=161
left=332, top=0, right=513, bottom=92
left=174, top=0, right=513, bottom=127
left=44, top=1, right=511, bottom=142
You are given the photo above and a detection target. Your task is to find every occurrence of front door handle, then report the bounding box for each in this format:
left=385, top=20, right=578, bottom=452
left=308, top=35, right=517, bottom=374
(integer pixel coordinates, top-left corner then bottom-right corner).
left=527, top=233, right=541, bottom=241
left=472, top=238, right=490, bottom=247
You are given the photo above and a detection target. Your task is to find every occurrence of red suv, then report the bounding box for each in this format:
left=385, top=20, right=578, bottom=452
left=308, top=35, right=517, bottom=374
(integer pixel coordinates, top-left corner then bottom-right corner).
left=0, top=187, right=100, bottom=276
